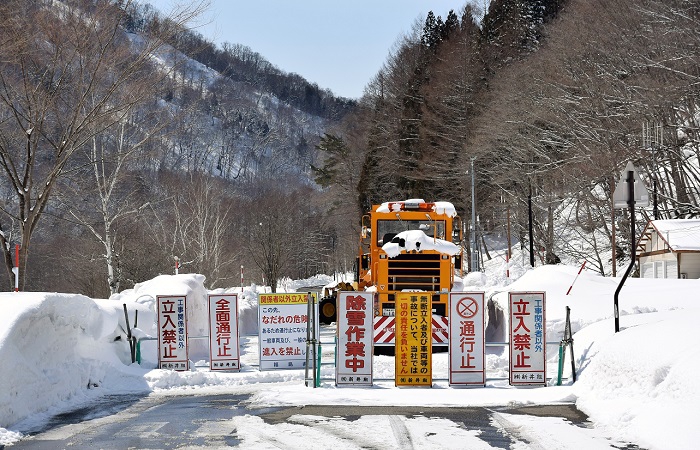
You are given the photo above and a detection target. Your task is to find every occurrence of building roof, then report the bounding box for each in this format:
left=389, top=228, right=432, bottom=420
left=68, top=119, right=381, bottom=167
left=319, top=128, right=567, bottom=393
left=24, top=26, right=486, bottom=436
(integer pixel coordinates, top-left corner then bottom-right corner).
left=638, top=219, right=700, bottom=253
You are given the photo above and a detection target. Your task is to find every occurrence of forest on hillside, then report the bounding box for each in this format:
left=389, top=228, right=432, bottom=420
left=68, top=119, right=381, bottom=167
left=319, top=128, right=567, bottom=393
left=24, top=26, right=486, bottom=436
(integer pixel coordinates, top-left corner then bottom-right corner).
left=316, top=0, right=700, bottom=276
left=0, top=0, right=698, bottom=296
left=0, top=0, right=352, bottom=295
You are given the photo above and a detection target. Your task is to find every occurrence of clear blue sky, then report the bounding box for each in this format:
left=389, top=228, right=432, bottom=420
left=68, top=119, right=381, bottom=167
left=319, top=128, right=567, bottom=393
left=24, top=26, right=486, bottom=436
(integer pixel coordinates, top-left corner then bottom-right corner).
left=146, top=1, right=472, bottom=99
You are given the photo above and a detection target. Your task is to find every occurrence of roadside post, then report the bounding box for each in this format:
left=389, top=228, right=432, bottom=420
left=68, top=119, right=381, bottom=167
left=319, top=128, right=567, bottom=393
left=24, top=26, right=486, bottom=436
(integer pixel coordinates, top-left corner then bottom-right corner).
left=612, top=162, right=649, bottom=333
left=303, top=292, right=319, bottom=386
left=566, top=261, right=587, bottom=295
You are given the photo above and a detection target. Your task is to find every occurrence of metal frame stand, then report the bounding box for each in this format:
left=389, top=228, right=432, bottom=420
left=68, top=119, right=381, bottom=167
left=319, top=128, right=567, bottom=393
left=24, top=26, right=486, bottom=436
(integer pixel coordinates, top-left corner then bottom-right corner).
left=557, top=306, right=576, bottom=385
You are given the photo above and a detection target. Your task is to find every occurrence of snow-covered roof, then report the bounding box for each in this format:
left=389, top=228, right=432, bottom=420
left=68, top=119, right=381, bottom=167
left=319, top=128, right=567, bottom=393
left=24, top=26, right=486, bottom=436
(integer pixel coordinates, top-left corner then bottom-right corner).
left=643, top=219, right=700, bottom=252
left=375, top=199, right=457, bottom=217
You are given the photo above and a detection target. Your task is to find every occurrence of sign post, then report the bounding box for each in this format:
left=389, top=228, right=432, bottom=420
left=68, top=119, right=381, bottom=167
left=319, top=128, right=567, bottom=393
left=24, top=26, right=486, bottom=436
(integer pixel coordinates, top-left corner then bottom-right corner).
left=612, top=162, right=649, bottom=333
left=448, top=292, right=485, bottom=386
left=336, top=292, right=373, bottom=387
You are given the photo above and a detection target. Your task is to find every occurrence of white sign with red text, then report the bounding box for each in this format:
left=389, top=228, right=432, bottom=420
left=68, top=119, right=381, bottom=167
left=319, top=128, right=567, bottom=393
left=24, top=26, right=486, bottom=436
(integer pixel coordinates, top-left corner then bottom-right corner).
left=258, top=293, right=316, bottom=370
left=208, top=294, right=240, bottom=371
left=509, top=292, right=546, bottom=385
left=336, top=292, right=373, bottom=386
left=157, top=295, right=189, bottom=371
left=448, top=292, right=485, bottom=386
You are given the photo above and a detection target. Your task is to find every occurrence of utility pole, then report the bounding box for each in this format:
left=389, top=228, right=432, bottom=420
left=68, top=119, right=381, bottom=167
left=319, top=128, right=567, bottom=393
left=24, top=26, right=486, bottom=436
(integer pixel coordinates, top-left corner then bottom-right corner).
left=470, top=157, right=479, bottom=272
left=506, top=204, right=512, bottom=279
left=528, top=185, right=535, bottom=267
left=643, top=121, right=662, bottom=220
left=611, top=178, right=616, bottom=277
left=507, top=205, right=512, bottom=260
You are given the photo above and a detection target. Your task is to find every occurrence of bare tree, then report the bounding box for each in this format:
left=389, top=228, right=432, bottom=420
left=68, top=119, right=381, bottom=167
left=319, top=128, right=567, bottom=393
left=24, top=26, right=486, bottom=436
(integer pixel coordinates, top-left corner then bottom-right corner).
left=61, top=107, right=163, bottom=295
left=0, top=0, right=204, bottom=290
left=243, top=186, right=311, bottom=292
left=171, top=174, right=240, bottom=289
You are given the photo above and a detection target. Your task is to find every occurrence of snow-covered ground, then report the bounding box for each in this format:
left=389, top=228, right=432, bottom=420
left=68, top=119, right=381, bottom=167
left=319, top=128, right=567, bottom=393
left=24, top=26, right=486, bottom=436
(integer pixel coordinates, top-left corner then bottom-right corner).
left=1, top=258, right=699, bottom=449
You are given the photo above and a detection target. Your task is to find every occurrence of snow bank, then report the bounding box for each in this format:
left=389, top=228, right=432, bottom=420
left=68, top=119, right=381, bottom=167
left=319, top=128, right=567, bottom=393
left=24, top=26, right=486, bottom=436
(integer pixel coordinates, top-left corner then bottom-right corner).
left=2, top=267, right=700, bottom=449
left=573, top=310, right=700, bottom=450
left=111, top=274, right=209, bottom=360
left=0, top=293, right=148, bottom=428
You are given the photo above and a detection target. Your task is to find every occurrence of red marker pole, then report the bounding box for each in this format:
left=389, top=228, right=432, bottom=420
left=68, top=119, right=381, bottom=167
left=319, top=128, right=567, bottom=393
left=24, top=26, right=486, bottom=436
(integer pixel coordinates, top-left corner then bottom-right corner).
left=240, top=265, right=244, bottom=292
left=566, top=260, right=587, bottom=295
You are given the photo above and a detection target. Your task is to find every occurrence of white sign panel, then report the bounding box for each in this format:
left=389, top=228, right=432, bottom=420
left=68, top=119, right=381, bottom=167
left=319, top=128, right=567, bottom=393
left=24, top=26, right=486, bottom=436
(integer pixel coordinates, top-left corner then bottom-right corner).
left=157, top=295, right=189, bottom=371
left=336, top=292, right=373, bottom=387
left=613, top=161, right=649, bottom=208
left=509, top=292, right=546, bottom=385
left=208, top=294, right=240, bottom=371
left=448, top=292, right=485, bottom=386
left=258, top=293, right=315, bottom=370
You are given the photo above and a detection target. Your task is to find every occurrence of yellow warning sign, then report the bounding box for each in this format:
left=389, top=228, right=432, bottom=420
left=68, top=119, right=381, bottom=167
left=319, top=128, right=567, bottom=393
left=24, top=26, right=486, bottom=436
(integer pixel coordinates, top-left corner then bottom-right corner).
left=395, top=292, right=432, bottom=387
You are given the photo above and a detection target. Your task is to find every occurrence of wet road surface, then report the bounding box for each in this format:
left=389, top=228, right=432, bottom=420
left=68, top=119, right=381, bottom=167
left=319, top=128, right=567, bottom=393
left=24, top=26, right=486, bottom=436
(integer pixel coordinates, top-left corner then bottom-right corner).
left=8, top=393, right=643, bottom=449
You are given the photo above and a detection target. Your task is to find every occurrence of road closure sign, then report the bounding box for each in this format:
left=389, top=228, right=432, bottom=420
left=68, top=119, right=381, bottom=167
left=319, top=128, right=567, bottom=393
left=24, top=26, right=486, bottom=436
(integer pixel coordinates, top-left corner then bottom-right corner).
left=208, top=294, right=240, bottom=371
left=509, top=292, right=546, bottom=386
left=448, top=292, right=485, bottom=386
left=395, top=292, right=432, bottom=387
left=157, top=295, right=189, bottom=371
left=258, top=293, right=316, bottom=370
left=336, top=292, right=373, bottom=387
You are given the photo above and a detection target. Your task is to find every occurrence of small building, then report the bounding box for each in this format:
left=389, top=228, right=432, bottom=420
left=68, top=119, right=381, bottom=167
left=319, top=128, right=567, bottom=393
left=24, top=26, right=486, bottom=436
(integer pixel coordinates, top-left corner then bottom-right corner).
left=637, top=219, right=700, bottom=279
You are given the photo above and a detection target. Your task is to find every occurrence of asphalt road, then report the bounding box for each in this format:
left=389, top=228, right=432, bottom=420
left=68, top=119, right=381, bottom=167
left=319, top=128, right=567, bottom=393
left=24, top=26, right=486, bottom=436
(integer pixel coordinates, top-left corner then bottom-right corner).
left=8, top=393, right=642, bottom=449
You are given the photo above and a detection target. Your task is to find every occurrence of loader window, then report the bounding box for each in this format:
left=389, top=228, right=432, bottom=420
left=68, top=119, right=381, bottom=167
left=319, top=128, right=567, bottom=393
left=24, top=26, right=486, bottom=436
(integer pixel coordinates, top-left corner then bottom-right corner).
left=376, top=220, right=446, bottom=245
